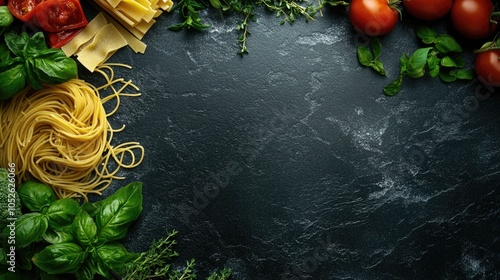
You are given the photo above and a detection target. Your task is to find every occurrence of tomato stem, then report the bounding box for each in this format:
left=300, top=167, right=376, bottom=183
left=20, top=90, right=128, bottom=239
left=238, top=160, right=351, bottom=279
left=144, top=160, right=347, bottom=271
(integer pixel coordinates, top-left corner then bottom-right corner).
left=490, top=11, right=500, bottom=25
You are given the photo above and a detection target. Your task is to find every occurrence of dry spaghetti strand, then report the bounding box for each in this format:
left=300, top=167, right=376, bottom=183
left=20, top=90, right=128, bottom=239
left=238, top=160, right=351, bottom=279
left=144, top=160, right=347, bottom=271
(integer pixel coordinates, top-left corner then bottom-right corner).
left=0, top=64, right=144, bottom=201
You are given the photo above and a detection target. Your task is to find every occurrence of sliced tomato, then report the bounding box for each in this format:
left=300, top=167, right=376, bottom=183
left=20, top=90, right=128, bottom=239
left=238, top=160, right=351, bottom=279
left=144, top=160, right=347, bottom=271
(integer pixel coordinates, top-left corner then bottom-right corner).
left=34, top=0, right=87, bottom=33
left=8, top=0, right=44, bottom=22
left=47, top=27, right=83, bottom=48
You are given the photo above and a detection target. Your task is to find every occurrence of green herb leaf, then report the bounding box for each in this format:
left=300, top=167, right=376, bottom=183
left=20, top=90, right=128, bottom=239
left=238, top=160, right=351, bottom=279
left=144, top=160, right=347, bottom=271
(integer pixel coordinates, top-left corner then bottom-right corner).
left=18, top=180, right=56, bottom=212
left=427, top=53, right=441, bottom=78
left=43, top=226, right=75, bottom=244
left=33, top=51, right=78, bottom=84
left=456, top=69, right=474, bottom=80
left=96, top=182, right=143, bottom=242
left=0, top=7, right=14, bottom=27
left=440, top=56, right=459, bottom=67
left=75, top=259, right=97, bottom=280
left=81, top=200, right=103, bottom=218
left=209, top=0, right=222, bottom=9
left=370, top=38, right=382, bottom=59
left=72, top=210, right=97, bottom=247
left=439, top=70, right=457, bottom=83
left=435, top=34, right=463, bottom=54
left=416, top=26, right=437, bottom=44
left=4, top=31, right=29, bottom=58
left=0, top=63, right=26, bottom=100
left=46, top=198, right=81, bottom=228
left=15, top=213, right=49, bottom=248
left=384, top=75, right=404, bottom=96
left=23, top=32, right=48, bottom=58
left=32, top=243, right=87, bottom=274
left=357, top=46, right=373, bottom=66
left=407, top=47, right=432, bottom=79
left=95, top=243, right=138, bottom=273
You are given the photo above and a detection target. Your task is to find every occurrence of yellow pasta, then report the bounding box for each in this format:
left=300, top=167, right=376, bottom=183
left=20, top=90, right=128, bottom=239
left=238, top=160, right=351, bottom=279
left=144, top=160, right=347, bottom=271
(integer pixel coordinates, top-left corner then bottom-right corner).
left=0, top=64, right=144, bottom=201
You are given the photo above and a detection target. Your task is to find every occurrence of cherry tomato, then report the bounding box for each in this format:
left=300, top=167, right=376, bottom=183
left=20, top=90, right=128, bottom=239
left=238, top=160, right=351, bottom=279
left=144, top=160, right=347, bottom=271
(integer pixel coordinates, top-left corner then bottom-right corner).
left=34, top=0, right=87, bottom=33
left=8, top=0, right=44, bottom=22
left=349, top=0, right=400, bottom=36
left=403, top=0, right=452, bottom=21
left=451, top=0, right=497, bottom=40
left=475, top=50, right=500, bottom=87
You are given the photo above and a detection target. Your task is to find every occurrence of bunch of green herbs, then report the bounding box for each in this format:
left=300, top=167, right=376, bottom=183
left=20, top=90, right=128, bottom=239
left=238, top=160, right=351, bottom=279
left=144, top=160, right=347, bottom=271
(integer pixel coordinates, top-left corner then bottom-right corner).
left=168, top=0, right=349, bottom=55
left=0, top=181, right=232, bottom=280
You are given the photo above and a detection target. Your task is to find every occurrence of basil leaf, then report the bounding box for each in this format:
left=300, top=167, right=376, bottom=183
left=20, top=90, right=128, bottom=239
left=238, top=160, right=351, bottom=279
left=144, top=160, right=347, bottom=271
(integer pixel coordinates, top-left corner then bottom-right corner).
left=399, top=54, right=409, bottom=75
left=435, top=34, right=463, bottom=54
left=32, top=243, right=87, bottom=274
left=371, top=60, right=386, bottom=76
left=0, top=43, right=12, bottom=69
left=72, top=210, right=97, bottom=247
left=0, top=63, right=26, bottom=100
left=370, top=38, right=382, bottom=59
left=454, top=56, right=466, bottom=68
left=15, top=213, right=49, bottom=248
left=456, top=69, right=474, bottom=80
left=46, top=198, right=80, bottom=228
left=0, top=7, right=14, bottom=27
left=81, top=201, right=103, bottom=218
left=18, top=180, right=56, bottom=212
left=4, top=31, right=29, bottom=58
left=427, top=53, right=440, bottom=78
left=33, top=49, right=77, bottom=84
left=210, top=0, right=222, bottom=9
left=357, top=45, right=373, bottom=66
left=96, top=182, right=143, bottom=242
left=23, top=32, right=48, bottom=58
left=440, top=56, right=458, bottom=67
left=416, top=26, right=437, bottom=44
left=95, top=242, right=138, bottom=273
left=43, top=226, right=75, bottom=244
left=439, top=70, right=457, bottom=83
left=384, top=75, right=404, bottom=96
left=75, top=260, right=96, bottom=280
left=407, top=47, right=432, bottom=79
left=25, top=58, right=43, bottom=90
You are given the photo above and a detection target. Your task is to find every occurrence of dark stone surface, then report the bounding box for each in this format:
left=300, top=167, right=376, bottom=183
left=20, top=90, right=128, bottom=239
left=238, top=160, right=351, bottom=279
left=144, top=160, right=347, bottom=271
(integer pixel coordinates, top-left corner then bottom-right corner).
left=81, top=5, right=500, bottom=280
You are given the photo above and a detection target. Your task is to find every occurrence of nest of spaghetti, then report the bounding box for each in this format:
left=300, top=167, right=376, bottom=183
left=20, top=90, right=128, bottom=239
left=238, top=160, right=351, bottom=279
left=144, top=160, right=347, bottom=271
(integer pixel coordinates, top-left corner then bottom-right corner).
left=0, top=64, right=144, bottom=201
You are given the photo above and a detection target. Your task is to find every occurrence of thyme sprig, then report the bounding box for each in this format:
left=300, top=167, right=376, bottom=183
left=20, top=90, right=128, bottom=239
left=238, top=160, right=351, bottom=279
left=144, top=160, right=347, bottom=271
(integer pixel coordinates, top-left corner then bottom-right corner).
left=168, top=0, right=349, bottom=55
left=124, top=230, right=232, bottom=280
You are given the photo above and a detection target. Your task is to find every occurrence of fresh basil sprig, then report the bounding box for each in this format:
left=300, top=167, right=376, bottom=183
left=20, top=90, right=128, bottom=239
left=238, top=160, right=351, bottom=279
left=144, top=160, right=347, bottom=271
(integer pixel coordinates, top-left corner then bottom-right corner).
left=384, top=26, right=473, bottom=96
left=357, top=38, right=386, bottom=76
left=0, top=31, right=77, bottom=100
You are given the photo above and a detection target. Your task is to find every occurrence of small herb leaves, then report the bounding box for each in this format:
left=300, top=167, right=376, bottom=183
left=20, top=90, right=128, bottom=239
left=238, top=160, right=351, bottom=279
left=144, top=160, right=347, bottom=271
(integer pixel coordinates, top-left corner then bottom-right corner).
left=169, top=0, right=348, bottom=55
left=357, top=38, right=386, bottom=76
left=384, top=26, right=473, bottom=96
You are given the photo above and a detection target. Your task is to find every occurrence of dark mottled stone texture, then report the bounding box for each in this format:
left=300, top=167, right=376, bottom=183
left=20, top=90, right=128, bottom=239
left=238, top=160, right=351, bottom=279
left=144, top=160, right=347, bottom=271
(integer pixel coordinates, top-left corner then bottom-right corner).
left=80, top=6, right=500, bottom=280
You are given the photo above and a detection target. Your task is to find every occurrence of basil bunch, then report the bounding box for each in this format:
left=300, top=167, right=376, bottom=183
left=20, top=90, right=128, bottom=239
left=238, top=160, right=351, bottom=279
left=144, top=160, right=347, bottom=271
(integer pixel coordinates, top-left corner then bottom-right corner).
left=0, top=31, right=78, bottom=100
left=384, top=26, right=474, bottom=96
left=5, top=181, right=143, bottom=279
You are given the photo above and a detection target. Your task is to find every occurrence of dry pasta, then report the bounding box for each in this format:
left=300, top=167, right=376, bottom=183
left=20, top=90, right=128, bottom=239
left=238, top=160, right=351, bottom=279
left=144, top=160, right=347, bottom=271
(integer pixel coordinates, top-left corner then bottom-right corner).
left=0, top=64, right=144, bottom=201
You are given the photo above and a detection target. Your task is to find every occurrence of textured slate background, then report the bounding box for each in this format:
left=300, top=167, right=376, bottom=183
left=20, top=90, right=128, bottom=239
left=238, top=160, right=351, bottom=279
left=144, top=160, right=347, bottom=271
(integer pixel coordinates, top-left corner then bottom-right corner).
left=80, top=4, right=500, bottom=280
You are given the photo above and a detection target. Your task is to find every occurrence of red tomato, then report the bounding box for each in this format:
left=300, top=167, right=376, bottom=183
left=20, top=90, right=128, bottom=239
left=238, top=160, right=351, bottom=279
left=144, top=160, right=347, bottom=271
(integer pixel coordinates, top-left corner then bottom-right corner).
left=475, top=50, right=500, bottom=87
left=48, top=27, right=83, bottom=48
left=349, top=0, right=400, bottom=36
left=403, top=0, right=452, bottom=21
left=0, top=0, right=6, bottom=6
left=34, top=0, right=87, bottom=33
left=451, top=0, right=497, bottom=40
left=8, top=0, right=44, bottom=22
